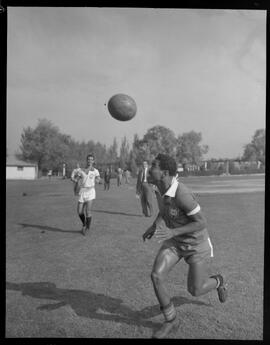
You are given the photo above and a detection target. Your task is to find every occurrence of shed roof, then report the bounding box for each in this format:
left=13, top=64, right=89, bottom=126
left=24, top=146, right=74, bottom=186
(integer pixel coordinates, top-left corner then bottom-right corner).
left=6, top=156, right=37, bottom=167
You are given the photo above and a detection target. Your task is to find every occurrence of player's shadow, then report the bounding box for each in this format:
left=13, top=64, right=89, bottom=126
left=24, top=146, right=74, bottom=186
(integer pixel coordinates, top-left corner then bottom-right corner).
left=18, top=223, right=79, bottom=234
left=93, top=209, right=143, bottom=217
left=6, top=281, right=160, bottom=330
left=6, top=281, right=211, bottom=331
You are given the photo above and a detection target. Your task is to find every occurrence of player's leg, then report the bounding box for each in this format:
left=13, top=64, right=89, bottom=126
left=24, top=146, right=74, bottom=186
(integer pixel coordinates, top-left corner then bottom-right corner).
left=187, top=260, right=228, bottom=302
left=77, top=201, right=86, bottom=234
left=144, top=185, right=153, bottom=217
left=141, top=185, right=148, bottom=216
left=140, top=190, right=147, bottom=216
left=84, top=199, right=94, bottom=233
left=77, top=202, right=85, bottom=225
left=151, top=245, right=180, bottom=338
left=187, top=260, right=217, bottom=296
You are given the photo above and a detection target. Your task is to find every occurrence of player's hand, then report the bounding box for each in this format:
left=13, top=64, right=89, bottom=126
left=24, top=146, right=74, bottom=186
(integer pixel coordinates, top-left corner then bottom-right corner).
left=142, top=225, right=156, bottom=242
left=154, top=226, right=175, bottom=243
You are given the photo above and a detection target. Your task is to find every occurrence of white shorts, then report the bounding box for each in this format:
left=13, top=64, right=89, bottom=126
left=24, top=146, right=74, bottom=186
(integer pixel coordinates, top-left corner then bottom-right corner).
left=78, top=188, right=96, bottom=203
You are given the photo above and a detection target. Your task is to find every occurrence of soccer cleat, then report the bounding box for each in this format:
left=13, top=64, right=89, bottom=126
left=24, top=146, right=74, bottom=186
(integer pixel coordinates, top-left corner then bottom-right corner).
left=152, top=317, right=180, bottom=339
left=211, top=274, right=228, bottom=303
left=81, top=225, right=88, bottom=236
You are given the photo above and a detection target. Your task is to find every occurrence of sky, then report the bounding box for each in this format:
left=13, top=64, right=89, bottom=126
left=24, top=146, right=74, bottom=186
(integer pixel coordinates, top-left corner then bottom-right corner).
left=6, top=7, right=266, bottom=159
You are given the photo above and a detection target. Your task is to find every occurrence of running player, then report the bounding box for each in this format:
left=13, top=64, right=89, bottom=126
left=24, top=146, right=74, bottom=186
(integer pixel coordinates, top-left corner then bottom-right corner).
left=142, top=153, right=228, bottom=338
left=71, top=154, right=100, bottom=236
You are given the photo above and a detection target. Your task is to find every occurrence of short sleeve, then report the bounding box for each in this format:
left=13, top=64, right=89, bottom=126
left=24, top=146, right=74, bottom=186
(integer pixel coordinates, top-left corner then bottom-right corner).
left=176, top=184, right=200, bottom=216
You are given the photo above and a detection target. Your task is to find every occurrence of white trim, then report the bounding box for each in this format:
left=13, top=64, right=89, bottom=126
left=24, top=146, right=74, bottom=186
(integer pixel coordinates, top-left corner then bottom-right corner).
left=186, top=204, right=201, bottom=216
left=164, top=176, right=179, bottom=197
left=208, top=237, right=214, bottom=257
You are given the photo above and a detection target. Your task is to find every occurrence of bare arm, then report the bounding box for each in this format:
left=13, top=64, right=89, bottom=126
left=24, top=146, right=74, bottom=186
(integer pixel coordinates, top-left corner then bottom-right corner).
left=95, top=170, right=101, bottom=183
left=170, top=211, right=207, bottom=236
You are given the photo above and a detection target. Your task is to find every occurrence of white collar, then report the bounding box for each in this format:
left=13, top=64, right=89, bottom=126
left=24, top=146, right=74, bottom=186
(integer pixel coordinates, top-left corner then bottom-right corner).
left=163, top=175, right=179, bottom=197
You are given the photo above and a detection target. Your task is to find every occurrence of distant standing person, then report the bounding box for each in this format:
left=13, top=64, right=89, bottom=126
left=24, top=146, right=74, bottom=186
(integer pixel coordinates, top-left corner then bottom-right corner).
left=124, top=169, right=131, bottom=184
left=142, top=153, right=227, bottom=338
left=136, top=160, right=153, bottom=217
left=104, top=167, right=111, bottom=191
left=117, top=167, right=123, bottom=187
left=71, top=154, right=100, bottom=236
left=48, top=169, right=52, bottom=180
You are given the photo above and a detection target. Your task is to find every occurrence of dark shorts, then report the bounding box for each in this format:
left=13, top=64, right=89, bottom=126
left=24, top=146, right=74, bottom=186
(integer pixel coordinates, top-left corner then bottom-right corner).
left=161, top=237, right=214, bottom=264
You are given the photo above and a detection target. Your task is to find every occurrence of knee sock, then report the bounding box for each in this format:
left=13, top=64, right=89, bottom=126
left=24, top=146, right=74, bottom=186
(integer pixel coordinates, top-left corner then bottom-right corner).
left=211, top=275, right=221, bottom=288
left=86, top=216, right=92, bottom=229
left=160, top=301, right=176, bottom=322
left=79, top=213, right=85, bottom=225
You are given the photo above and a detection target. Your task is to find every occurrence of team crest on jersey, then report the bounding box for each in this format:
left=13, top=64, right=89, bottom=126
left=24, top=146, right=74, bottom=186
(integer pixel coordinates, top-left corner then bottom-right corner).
left=168, top=206, right=179, bottom=219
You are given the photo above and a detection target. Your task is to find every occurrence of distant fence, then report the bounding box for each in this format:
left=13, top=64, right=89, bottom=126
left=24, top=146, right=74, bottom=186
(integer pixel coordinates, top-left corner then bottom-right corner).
left=178, top=167, right=265, bottom=177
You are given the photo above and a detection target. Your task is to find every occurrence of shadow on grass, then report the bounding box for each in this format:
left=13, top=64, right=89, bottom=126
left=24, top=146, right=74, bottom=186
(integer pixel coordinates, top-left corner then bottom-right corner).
left=19, top=223, right=80, bottom=234
left=93, top=209, right=143, bottom=217
left=6, top=281, right=211, bottom=331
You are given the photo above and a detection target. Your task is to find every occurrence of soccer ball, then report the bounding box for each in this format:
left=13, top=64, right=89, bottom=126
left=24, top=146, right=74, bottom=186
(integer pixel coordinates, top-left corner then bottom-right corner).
left=107, top=93, right=137, bottom=121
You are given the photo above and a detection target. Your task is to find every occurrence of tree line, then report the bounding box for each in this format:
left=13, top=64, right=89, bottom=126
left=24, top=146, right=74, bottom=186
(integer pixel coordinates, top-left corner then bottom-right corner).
left=15, top=118, right=265, bottom=177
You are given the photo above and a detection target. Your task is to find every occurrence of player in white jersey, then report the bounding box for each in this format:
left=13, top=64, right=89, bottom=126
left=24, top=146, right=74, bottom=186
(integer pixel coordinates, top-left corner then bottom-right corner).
left=71, top=154, right=100, bottom=236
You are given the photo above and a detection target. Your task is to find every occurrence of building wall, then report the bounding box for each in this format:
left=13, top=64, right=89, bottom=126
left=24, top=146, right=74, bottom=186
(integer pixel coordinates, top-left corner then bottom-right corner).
left=6, top=166, right=37, bottom=180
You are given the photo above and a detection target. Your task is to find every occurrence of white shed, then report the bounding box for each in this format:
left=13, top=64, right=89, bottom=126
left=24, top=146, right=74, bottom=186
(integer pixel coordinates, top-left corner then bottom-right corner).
left=6, top=156, right=38, bottom=180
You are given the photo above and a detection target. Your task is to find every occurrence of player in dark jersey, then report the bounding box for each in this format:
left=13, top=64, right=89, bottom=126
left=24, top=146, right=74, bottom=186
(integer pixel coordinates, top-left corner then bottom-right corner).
left=142, top=153, right=228, bottom=338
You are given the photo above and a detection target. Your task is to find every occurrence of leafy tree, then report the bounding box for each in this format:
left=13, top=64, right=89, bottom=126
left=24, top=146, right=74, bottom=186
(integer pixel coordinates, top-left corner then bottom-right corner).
left=134, top=139, right=152, bottom=164
left=131, top=134, right=147, bottom=165
left=119, top=136, right=130, bottom=170
left=128, top=150, right=138, bottom=177
left=132, top=126, right=177, bottom=165
left=176, top=131, right=209, bottom=165
left=94, top=142, right=107, bottom=165
left=19, top=118, right=68, bottom=171
left=143, top=126, right=177, bottom=158
left=107, top=137, right=118, bottom=163
left=242, top=129, right=265, bottom=164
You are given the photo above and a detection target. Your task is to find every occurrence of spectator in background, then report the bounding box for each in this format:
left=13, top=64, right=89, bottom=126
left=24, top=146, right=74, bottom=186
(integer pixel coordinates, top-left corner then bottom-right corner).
left=117, top=167, right=123, bottom=187
left=136, top=160, right=153, bottom=217
left=48, top=169, right=52, bottom=180
left=124, top=169, right=131, bottom=184
left=104, top=167, right=111, bottom=191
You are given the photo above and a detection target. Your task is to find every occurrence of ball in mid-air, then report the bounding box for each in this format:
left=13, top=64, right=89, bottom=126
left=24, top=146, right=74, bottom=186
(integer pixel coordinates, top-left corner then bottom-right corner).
left=107, top=93, right=137, bottom=121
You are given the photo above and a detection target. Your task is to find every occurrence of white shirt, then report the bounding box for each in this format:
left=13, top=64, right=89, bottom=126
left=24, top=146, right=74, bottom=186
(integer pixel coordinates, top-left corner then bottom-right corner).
left=72, top=168, right=100, bottom=188
left=143, top=168, right=147, bottom=182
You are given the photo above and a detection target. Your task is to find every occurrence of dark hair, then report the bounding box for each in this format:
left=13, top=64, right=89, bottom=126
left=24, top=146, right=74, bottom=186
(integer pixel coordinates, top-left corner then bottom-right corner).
left=155, top=153, right=177, bottom=176
left=86, top=154, right=94, bottom=160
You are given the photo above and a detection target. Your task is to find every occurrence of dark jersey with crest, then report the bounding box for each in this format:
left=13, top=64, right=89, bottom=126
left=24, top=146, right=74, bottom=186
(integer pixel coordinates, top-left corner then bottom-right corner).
left=155, top=181, right=209, bottom=245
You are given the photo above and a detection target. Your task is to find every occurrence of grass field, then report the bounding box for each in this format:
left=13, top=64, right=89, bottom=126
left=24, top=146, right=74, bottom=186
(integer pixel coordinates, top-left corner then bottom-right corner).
left=6, top=175, right=265, bottom=339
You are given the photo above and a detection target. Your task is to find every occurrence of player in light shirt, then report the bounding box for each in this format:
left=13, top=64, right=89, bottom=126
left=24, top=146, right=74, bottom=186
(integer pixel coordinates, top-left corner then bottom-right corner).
left=143, top=153, right=228, bottom=338
left=71, top=154, right=100, bottom=236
